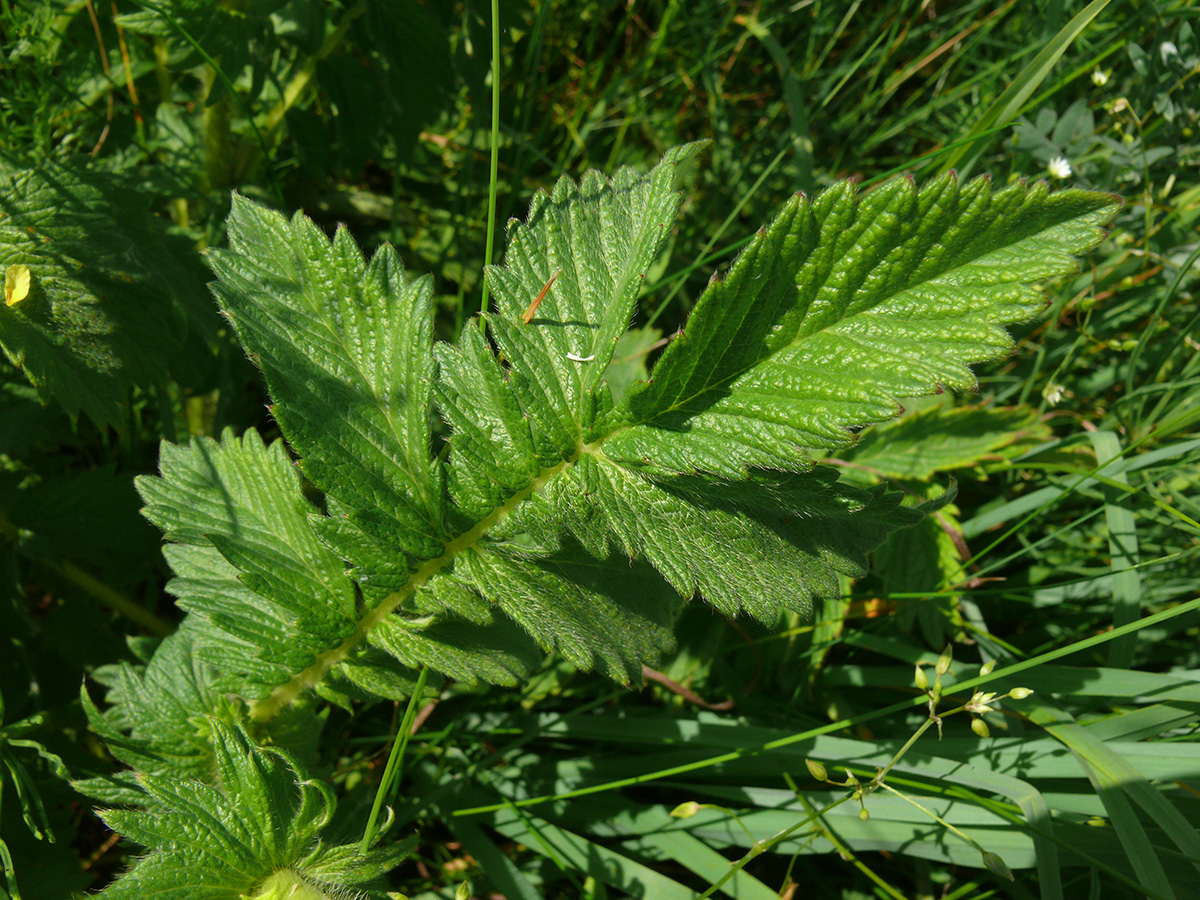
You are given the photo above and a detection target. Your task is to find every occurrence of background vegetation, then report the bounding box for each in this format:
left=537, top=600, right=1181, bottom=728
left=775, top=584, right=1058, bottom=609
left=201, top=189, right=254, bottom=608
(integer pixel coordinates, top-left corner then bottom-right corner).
left=1, top=0, right=1197, bottom=897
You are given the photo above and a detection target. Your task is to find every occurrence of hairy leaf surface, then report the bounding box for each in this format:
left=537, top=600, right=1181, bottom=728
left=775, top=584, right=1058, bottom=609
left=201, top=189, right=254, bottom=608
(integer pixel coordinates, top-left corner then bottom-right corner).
left=93, top=720, right=412, bottom=900
left=602, top=175, right=1117, bottom=476
left=135, top=148, right=1117, bottom=720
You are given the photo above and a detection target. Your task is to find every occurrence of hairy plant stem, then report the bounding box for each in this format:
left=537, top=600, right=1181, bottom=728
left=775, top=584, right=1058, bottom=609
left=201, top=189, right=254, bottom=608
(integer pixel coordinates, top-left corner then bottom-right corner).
left=248, top=455, right=575, bottom=721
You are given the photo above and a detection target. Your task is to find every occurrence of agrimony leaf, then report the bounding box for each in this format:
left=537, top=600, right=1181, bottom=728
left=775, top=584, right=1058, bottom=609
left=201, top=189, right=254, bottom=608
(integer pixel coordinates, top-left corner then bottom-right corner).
left=209, top=198, right=447, bottom=566
left=149, top=150, right=1117, bottom=717
left=93, top=720, right=411, bottom=900
left=138, top=429, right=358, bottom=698
left=841, top=399, right=1054, bottom=481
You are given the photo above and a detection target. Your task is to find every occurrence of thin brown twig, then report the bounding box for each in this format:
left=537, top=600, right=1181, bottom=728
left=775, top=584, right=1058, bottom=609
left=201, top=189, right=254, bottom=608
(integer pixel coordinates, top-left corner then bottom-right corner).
left=84, top=0, right=115, bottom=155
left=111, top=1, right=142, bottom=125
left=642, top=664, right=735, bottom=711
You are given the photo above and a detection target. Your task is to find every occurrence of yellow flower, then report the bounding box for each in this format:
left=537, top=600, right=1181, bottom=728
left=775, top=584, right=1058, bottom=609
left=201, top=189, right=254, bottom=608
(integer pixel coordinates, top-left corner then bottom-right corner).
left=4, top=264, right=30, bottom=306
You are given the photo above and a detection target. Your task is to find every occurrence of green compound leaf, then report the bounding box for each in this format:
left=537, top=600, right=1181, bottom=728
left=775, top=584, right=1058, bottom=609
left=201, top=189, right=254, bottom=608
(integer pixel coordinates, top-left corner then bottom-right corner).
left=603, top=175, right=1119, bottom=477
left=136, top=429, right=533, bottom=705
left=139, top=429, right=359, bottom=698
left=77, top=624, right=221, bottom=796
left=136, top=148, right=1117, bottom=720
left=93, top=720, right=413, bottom=900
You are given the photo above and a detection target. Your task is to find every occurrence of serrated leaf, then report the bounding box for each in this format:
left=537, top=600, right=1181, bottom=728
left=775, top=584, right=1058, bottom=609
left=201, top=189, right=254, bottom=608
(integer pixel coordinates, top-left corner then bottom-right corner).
left=209, top=199, right=447, bottom=564
left=602, top=175, right=1118, bottom=477
left=842, top=399, right=1053, bottom=480
left=138, top=429, right=359, bottom=697
left=485, top=142, right=705, bottom=422
left=447, top=541, right=681, bottom=684
left=93, top=720, right=410, bottom=900
left=546, top=458, right=926, bottom=621
left=141, top=150, right=1117, bottom=721
left=78, top=623, right=220, bottom=786
left=0, top=159, right=220, bottom=427
left=136, top=428, right=541, bottom=708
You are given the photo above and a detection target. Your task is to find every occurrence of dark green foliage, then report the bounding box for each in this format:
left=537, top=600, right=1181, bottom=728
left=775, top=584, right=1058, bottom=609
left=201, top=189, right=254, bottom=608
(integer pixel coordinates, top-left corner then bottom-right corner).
left=0, top=3, right=1196, bottom=899
left=0, top=160, right=219, bottom=428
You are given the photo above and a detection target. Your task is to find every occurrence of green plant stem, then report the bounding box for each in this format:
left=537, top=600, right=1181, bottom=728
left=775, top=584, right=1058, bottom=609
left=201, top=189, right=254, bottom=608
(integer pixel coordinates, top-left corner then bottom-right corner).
left=203, top=72, right=233, bottom=191
left=795, top=794, right=908, bottom=900
left=259, top=0, right=366, bottom=145
left=872, top=714, right=939, bottom=784
left=58, top=561, right=172, bottom=636
left=875, top=780, right=988, bottom=856
left=360, top=667, right=429, bottom=853
left=0, top=836, right=24, bottom=900
left=694, top=795, right=853, bottom=900
left=479, top=0, right=501, bottom=315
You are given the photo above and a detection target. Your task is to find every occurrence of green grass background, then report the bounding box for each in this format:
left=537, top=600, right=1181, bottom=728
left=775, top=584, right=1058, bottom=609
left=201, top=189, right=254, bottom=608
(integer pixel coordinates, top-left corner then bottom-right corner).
left=1, top=1, right=1198, bottom=898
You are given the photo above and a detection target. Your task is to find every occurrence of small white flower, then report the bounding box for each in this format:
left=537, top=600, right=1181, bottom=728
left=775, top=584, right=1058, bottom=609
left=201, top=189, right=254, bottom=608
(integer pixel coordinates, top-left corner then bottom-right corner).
left=1091, top=68, right=1109, bottom=86
left=1044, top=383, right=1066, bottom=405
left=1047, top=156, right=1072, bottom=179
left=1160, top=41, right=1179, bottom=63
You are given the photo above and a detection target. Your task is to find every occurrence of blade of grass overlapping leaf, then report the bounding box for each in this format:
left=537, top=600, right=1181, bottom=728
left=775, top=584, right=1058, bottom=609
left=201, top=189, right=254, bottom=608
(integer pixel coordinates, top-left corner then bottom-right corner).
left=1086, top=430, right=1144, bottom=668
left=937, top=0, right=1114, bottom=177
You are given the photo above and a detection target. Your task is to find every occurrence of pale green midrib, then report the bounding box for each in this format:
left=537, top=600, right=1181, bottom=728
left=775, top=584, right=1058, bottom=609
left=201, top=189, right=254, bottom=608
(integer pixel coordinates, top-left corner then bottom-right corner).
left=248, top=454, right=575, bottom=721
left=252, top=187, right=669, bottom=722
